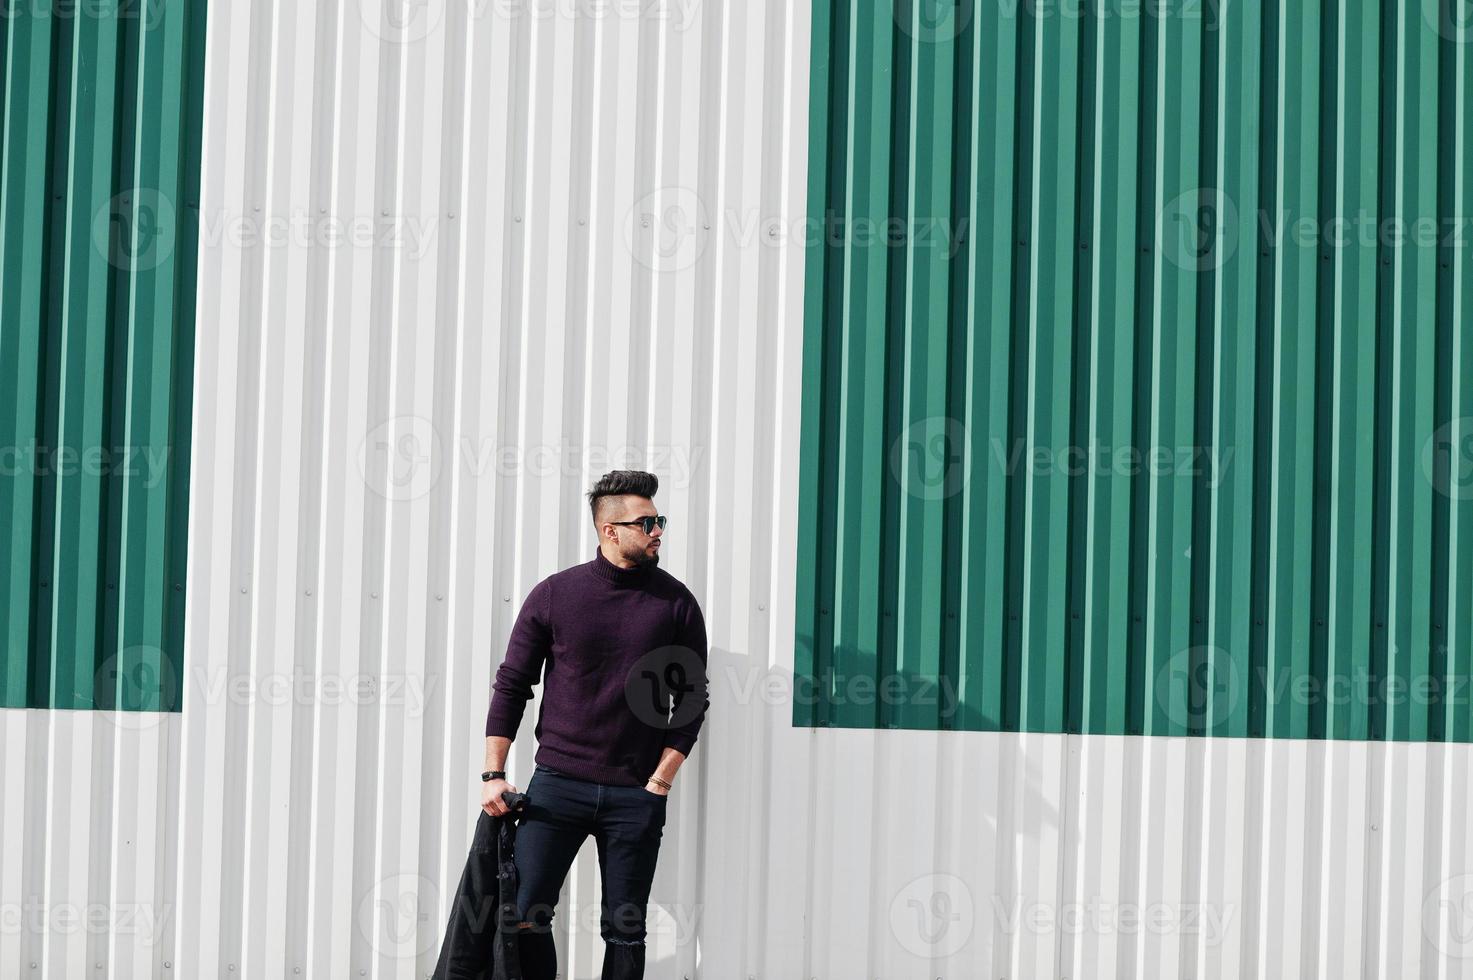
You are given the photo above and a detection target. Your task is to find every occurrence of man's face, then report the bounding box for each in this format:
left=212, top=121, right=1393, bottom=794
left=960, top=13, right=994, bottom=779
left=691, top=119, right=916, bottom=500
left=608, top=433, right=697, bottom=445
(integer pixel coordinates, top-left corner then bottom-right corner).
left=604, top=495, right=664, bottom=567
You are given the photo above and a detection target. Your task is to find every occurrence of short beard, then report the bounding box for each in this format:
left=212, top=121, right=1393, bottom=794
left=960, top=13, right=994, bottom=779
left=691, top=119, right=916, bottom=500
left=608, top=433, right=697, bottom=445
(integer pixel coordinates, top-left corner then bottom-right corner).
left=625, top=543, right=660, bottom=568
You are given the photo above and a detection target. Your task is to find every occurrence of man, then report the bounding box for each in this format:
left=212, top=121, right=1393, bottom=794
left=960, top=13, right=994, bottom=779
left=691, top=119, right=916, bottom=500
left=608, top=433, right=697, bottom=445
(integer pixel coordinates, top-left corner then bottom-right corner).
left=480, top=470, right=710, bottom=980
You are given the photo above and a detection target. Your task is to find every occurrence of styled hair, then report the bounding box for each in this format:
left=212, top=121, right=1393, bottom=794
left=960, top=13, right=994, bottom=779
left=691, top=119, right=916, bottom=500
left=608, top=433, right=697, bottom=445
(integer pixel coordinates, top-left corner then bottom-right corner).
left=587, top=470, right=659, bottom=524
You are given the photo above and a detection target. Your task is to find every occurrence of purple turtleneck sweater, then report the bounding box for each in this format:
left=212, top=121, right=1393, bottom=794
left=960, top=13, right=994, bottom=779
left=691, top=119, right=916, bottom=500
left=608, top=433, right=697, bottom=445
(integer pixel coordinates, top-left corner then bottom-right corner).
left=485, top=549, right=710, bottom=786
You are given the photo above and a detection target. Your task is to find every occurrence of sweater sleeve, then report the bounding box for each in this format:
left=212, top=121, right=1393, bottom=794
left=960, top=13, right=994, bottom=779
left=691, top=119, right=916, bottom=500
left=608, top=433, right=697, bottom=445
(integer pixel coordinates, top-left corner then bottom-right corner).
left=662, top=594, right=710, bottom=756
left=485, top=579, right=553, bottom=739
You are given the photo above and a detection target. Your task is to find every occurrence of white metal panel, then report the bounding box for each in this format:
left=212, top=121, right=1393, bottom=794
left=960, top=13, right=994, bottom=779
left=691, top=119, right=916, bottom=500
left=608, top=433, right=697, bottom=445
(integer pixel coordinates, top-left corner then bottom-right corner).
left=7, top=728, right=1473, bottom=977
left=0, top=710, right=184, bottom=979
left=180, top=0, right=816, bottom=977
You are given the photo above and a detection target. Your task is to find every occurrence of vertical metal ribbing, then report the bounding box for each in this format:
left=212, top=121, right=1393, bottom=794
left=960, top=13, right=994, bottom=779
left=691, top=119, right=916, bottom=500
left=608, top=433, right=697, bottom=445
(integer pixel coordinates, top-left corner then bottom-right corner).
left=799, top=0, right=1473, bottom=744
left=0, top=0, right=203, bottom=711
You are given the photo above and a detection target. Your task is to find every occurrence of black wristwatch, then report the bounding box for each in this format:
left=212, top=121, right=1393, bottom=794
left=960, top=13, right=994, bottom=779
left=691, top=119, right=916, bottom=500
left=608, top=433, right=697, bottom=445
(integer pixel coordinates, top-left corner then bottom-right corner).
left=481, top=770, right=506, bottom=782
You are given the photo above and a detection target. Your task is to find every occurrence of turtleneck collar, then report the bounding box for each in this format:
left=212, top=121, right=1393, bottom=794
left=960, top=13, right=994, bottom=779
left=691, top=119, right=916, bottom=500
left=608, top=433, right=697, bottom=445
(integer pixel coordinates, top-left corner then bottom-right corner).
left=590, top=547, right=655, bottom=586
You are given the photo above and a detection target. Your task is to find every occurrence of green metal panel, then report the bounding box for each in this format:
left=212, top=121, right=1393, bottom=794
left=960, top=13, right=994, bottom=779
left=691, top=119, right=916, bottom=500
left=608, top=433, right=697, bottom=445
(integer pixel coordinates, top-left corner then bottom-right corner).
left=0, top=0, right=205, bottom=712
left=797, top=0, right=1473, bottom=742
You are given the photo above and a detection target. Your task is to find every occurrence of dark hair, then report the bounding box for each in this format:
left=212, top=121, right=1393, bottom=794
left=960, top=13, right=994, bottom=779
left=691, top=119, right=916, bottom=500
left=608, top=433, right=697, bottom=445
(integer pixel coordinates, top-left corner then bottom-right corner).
left=587, top=470, right=659, bottom=523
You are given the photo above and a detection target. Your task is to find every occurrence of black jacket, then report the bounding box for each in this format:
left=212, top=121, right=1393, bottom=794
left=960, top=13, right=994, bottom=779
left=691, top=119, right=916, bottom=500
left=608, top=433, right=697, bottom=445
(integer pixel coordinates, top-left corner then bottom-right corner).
left=433, top=792, right=529, bottom=980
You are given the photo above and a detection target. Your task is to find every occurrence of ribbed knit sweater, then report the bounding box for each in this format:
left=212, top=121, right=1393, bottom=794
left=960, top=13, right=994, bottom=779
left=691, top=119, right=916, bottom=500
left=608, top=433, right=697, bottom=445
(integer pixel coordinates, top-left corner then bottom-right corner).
left=484, top=548, right=710, bottom=786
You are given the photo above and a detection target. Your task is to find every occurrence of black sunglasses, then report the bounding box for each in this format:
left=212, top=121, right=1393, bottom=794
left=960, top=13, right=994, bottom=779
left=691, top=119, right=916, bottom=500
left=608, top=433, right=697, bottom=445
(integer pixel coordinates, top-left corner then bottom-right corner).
left=608, top=515, right=668, bottom=535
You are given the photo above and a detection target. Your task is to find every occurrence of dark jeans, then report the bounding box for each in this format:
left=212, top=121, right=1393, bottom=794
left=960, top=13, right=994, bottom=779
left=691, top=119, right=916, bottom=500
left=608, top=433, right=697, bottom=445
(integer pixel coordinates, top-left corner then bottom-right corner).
left=514, top=763, right=668, bottom=980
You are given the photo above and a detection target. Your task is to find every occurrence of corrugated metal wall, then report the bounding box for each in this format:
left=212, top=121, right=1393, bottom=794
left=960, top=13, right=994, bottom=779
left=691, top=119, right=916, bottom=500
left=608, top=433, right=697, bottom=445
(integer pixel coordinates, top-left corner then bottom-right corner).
left=797, top=0, right=1473, bottom=742
left=0, top=0, right=205, bottom=711
left=172, top=0, right=810, bottom=978
left=5, top=2, right=1473, bottom=980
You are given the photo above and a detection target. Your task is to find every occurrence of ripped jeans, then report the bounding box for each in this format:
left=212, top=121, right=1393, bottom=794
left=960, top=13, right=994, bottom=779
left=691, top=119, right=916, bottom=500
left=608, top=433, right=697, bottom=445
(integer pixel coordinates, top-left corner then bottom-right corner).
left=514, top=763, right=668, bottom=980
